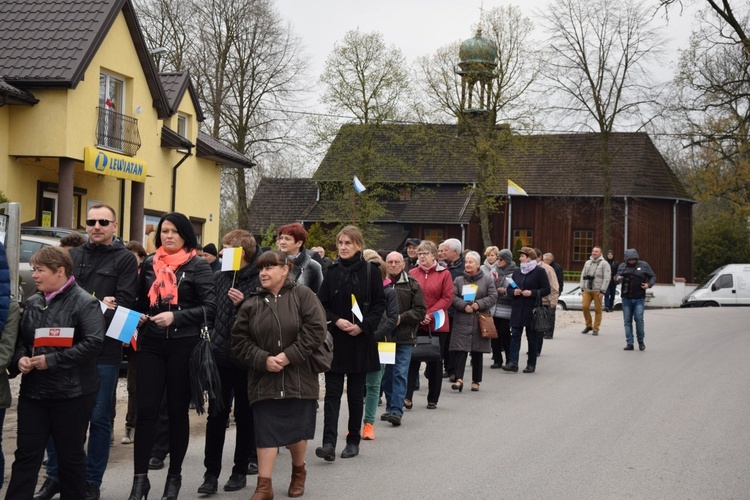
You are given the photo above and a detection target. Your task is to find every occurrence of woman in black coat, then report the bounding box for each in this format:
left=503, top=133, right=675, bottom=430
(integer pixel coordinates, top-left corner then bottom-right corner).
left=128, top=213, right=217, bottom=500
left=502, top=247, right=550, bottom=374
left=315, top=226, right=385, bottom=462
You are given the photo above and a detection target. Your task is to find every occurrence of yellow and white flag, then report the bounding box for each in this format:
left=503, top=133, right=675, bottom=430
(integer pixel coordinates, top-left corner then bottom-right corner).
left=351, top=294, right=363, bottom=322
left=507, top=179, right=528, bottom=196
left=221, top=247, right=243, bottom=271
left=378, top=342, right=396, bottom=364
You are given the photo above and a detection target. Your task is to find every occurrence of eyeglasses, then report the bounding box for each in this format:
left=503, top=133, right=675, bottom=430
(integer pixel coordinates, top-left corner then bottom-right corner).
left=86, top=219, right=113, bottom=227
left=416, top=252, right=430, bottom=257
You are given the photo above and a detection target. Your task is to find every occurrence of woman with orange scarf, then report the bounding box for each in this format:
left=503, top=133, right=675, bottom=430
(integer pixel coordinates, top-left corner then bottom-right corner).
left=128, top=213, right=216, bottom=500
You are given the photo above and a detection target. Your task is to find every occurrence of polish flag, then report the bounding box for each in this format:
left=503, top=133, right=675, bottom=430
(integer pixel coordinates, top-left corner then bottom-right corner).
left=34, top=327, right=75, bottom=348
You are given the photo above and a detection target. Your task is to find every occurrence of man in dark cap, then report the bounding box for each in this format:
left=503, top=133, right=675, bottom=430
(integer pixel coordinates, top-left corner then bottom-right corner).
left=402, top=238, right=421, bottom=271
left=201, top=243, right=222, bottom=273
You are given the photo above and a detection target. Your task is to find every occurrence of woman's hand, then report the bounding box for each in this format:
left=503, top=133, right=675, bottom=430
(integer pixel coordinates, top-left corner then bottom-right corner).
left=420, top=313, right=432, bottom=326
left=336, top=318, right=362, bottom=335
left=497, top=287, right=506, bottom=295
left=464, top=304, right=473, bottom=314
left=150, top=312, right=175, bottom=328
left=521, top=289, right=532, bottom=297
left=471, top=302, right=479, bottom=311
left=18, top=356, right=33, bottom=374
left=227, top=287, right=244, bottom=307
left=138, top=314, right=149, bottom=327
left=514, top=288, right=523, bottom=296
left=266, top=354, right=288, bottom=372
left=102, top=296, right=117, bottom=309
left=30, top=355, right=48, bottom=371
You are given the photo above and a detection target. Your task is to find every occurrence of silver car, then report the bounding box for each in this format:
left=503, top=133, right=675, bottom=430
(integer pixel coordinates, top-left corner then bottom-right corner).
left=556, top=285, right=622, bottom=311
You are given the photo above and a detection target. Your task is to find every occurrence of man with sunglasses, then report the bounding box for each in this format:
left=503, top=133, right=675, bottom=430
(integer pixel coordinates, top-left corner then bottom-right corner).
left=35, top=204, right=139, bottom=500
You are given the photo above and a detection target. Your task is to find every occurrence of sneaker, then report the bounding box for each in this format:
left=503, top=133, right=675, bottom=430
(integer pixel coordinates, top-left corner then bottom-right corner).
left=639, top=342, right=646, bottom=351
left=623, top=344, right=634, bottom=351
left=362, top=422, right=375, bottom=440
left=121, top=427, right=134, bottom=444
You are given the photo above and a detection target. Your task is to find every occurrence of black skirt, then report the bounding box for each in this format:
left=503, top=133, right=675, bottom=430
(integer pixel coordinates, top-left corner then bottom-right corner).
left=252, top=398, right=317, bottom=448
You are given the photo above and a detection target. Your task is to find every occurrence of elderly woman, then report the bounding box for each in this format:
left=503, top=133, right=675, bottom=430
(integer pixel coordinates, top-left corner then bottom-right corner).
left=231, top=250, right=327, bottom=499
left=276, top=222, right=324, bottom=294
left=129, top=212, right=217, bottom=500
left=6, top=246, right=104, bottom=499
left=315, top=226, right=385, bottom=462
left=449, top=251, right=497, bottom=392
left=406, top=240, right=453, bottom=409
left=488, top=249, right=516, bottom=368
left=502, top=247, right=551, bottom=374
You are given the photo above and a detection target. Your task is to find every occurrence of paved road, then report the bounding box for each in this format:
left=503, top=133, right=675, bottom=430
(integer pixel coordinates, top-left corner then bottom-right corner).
left=10, top=307, right=750, bottom=499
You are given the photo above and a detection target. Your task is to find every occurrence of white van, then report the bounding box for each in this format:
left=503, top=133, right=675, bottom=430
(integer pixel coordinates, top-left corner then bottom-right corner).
left=681, top=264, right=750, bottom=307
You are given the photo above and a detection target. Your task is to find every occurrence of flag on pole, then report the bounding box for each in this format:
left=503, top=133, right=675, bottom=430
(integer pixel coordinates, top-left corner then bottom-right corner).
left=462, top=284, right=478, bottom=301
left=351, top=294, right=363, bottom=322
left=34, top=327, right=75, bottom=348
left=378, top=342, right=396, bottom=364
left=507, top=179, right=528, bottom=196
left=353, top=175, right=367, bottom=194
left=221, top=247, right=243, bottom=272
left=433, top=309, right=446, bottom=330
left=106, top=306, right=141, bottom=344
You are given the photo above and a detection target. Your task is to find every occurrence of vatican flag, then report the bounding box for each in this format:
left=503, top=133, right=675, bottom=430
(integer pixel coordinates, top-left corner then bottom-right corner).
left=507, top=179, right=528, bottom=196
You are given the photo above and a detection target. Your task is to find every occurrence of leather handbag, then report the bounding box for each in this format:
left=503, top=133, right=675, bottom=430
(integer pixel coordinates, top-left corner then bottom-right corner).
left=477, top=311, right=498, bottom=339
left=411, top=329, right=441, bottom=362
left=532, top=292, right=553, bottom=333
left=309, top=331, right=334, bottom=373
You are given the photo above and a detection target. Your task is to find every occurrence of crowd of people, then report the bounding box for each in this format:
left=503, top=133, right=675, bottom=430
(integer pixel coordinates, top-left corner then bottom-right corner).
left=0, top=210, right=655, bottom=499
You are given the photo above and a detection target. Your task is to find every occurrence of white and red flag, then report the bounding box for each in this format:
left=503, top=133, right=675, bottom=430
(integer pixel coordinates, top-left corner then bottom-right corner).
left=34, top=327, right=74, bottom=348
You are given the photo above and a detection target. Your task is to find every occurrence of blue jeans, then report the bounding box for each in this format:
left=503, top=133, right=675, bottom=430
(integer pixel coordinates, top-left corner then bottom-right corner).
left=382, top=344, right=413, bottom=417
left=47, top=364, right=119, bottom=486
left=621, top=297, right=646, bottom=345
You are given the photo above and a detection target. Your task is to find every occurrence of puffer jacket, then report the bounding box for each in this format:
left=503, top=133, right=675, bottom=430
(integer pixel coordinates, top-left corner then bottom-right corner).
left=580, top=256, right=611, bottom=294
left=231, top=282, right=327, bottom=405
left=210, top=246, right=261, bottom=369
left=291, top=246, right=324, bottom=294
left=450, top=270, right=497, bottom=353
left=70, top=239, right=139, bottom=365
left=616, top=249, right=656, bottom=299
left=137, top=253, right=217, bottom=339
left=409, top=263, right=453, bottom=333
left=13, top=283, right=104, bottom=399
left=388, top=271, right=426, bottom=344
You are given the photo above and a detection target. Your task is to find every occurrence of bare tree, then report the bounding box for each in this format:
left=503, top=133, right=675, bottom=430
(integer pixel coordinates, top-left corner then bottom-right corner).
left=659, top=0, right=750, bottom=56
left=540, top=0, right=666, bottom=251
left=133, top=0, right=195, bottom=71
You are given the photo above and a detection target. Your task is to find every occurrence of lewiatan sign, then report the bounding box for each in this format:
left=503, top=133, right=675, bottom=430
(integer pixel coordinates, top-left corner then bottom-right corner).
left=84, top=147, right=147, bottom=182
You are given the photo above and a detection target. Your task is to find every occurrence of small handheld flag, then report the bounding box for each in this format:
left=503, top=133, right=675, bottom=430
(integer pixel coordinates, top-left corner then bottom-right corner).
left=221, top=247, right=243, bottom=272
left=378, top=342, right=396, bottom=364
left=34, top=327, right=75, bottom=348
left=507, top=179, right=528, bottom=196
left=106, top=306, right=141, bottom=344
left=351, top=294, right=363, bottom=322
left=462, top=284, right=478, bottom=302
left=353, top=175, right=367, bottom=194
left=433, top=309, right=446, bottom=330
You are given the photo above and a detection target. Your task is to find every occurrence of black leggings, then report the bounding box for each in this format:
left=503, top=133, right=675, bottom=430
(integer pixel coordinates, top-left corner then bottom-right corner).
left=133, top=335, right=199, bottom=475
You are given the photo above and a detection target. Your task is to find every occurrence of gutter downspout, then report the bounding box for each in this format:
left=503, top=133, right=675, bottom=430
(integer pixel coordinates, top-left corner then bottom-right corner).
left=673, top=199, right=678, bottom=281
left=507, top=196, right=512, bottom=249
left=171, top=149, right=192, bottom=213
left=624, top=196, right=629, bottom=253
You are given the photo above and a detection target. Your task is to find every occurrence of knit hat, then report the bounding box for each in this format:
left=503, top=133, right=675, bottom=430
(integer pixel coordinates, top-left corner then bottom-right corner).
left=498, top=248, right=513, bottom=263
left=202, top=243, right=218, bottom=257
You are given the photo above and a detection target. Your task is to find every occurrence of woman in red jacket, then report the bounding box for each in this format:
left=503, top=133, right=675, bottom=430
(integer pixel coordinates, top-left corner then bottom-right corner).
left=406, top=241, right=453, bottom=409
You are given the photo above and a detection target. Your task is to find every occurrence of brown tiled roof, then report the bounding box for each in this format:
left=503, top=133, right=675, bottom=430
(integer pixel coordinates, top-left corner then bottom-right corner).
left=246, top=177, right=318, bottom=233
left=196, top=131, right=254, bottom=170
left=314, top=124, right=691, bottom=201
left=0, top=0, right=169, bottom=117
left=159, top=72, right=205, bottom=121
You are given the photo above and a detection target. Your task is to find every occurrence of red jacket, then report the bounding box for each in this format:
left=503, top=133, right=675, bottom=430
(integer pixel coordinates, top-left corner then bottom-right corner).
left=409, top=263, right=453, bottom=333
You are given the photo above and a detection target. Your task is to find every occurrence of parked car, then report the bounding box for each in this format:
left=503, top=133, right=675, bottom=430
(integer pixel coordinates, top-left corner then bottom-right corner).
left=557, top=285, right=622, bottom=311
left=681, top=264, right=750, bottom=307
left=18, top=235, right=60, bottom=304
left=21, top=226, right=88, bottom=241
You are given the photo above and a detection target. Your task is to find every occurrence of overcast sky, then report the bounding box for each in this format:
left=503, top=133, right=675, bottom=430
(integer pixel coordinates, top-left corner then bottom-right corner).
left=275, top=0, right=701, bottom=113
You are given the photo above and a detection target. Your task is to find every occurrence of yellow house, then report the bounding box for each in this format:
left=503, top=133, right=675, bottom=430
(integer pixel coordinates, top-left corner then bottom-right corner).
left=0, top=0, right=253, bottom=248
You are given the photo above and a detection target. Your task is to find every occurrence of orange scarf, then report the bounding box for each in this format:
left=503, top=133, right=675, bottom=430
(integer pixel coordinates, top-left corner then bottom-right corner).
left=148, top=246, right=196, bottom=306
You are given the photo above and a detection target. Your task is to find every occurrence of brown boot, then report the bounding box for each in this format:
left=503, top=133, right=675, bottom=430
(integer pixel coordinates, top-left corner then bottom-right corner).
left=250, top=476, right=274, bottom=500
left=288, top=462, right=306, bottom=497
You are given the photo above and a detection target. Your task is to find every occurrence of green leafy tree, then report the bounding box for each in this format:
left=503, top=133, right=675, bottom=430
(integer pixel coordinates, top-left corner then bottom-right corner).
left=259, top=223, right=277, bottom=249
left=692, top=208, right=750, bottom=281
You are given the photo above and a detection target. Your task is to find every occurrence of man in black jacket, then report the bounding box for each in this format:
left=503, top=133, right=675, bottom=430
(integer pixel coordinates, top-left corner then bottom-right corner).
left=35, top=204, right=138, bottom=500
left=615, top=249, right=655, bottom=351
left=197, top=230, right=261, bottom=495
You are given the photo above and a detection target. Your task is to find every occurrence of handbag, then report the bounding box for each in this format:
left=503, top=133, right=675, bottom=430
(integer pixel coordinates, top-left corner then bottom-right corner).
left=477, top=311, right=498, bottom=339
left=310, top=331, right=334, bottom=373
left=411, top=328, right=441, bottom=362
left=532, top=292, right=553, bottom=333
left=189, top=307, right=224, bottom=416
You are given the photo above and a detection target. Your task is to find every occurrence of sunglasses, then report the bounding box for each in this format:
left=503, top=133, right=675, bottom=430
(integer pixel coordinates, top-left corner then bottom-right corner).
left=86, top=219, right=113, bottom=227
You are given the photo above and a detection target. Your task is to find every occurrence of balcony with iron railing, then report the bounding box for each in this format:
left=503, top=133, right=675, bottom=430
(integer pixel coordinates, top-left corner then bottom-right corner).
left=96, top=106, right=141, bottom=156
